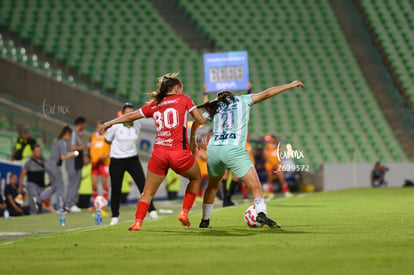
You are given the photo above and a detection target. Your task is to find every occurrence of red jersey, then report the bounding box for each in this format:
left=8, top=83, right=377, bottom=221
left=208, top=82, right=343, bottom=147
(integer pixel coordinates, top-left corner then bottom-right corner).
left=139, top=94, right=196, bottom=150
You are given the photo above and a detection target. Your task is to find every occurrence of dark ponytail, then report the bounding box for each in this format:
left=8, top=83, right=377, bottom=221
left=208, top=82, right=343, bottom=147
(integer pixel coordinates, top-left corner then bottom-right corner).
left=149, top=72, right=182, bottom=104
left=58, top=125, right=72, bottom=139
left=197, top=91, right=235, bottom=118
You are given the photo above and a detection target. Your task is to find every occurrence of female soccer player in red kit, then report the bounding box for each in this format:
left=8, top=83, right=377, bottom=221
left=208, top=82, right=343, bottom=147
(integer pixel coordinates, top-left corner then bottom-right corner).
left=100, top=72, right=206, bottom=231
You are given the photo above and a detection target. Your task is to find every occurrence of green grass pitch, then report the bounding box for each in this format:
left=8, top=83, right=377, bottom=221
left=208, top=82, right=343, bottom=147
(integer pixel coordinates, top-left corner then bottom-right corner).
left=1, top=188, right=413, bottom=274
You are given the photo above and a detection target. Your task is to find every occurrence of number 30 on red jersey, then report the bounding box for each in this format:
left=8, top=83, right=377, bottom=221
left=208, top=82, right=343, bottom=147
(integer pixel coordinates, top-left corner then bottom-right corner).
left=153, top=107, right=179, bottom=131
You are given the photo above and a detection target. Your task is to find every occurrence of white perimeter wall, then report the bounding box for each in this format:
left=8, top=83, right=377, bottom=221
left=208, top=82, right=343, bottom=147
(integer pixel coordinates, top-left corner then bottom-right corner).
left=323, top=163, right=414, bottom=191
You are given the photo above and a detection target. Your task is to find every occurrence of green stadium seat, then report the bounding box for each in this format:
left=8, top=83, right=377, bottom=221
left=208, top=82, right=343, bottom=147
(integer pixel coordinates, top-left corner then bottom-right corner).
left=0, top=0, right=408, bottom=166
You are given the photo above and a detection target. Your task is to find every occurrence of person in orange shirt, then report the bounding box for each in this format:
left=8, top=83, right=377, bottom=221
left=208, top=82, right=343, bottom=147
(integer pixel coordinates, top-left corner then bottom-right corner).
left=246, top=133, right=255, bottom=164
left=264, top=135, right=292, bottom=198
left=89, top=121, right=111, bottom=207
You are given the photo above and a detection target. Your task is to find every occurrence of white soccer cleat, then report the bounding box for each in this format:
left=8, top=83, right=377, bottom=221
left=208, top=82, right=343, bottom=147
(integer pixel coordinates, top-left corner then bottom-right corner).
left=148, top=210, right=159, bottom=219
left=110, top=217, right=119, bottom=225
left=69, top=205, right=82, bottom=212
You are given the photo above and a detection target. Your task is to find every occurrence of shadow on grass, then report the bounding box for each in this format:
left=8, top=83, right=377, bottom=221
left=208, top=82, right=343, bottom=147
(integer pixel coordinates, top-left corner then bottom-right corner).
left=271, top=204, right=324, bottom=208
left=148, top=227, right=311, bottom=237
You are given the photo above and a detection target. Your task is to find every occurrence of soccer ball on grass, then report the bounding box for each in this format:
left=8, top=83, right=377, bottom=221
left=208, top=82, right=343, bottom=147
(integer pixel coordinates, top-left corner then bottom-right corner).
left=94, top=196, right=108, bottom=210
left=244, top=205, right=264, bottom=228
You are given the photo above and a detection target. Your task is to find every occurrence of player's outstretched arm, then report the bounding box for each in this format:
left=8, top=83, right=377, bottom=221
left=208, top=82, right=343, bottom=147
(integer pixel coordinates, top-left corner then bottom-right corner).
left=100, top=110, right=143, bottom=133
left=190, top=108, right=209, bottom=125
left=251, top=80, right=304, bottom=104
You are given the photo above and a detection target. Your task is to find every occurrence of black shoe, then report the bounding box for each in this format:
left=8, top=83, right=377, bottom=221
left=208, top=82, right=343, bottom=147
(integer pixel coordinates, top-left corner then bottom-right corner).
left=32, top=197, right=42, bottom=214
left=223, top=200, right=235, bottom=207
left=256, top=212, right=281, bottom=228
left=199, top=219, right=211, bottom=228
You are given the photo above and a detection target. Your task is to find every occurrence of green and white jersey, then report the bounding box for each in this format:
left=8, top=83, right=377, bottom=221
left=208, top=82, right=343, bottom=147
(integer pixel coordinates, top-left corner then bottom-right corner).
left=208, top=94, right=254, bottom=147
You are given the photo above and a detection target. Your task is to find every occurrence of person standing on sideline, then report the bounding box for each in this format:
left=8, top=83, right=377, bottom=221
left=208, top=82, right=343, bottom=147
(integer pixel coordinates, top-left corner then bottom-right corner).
left=104, top=103, right=157, bottom=225
left=18, top=144, right=47, bottom=214
left=11, top=126, right=37, bottom=161
left=66, top=116, right=88, bottom=213
left=89, top=120, right=110, bottom=206
left=264, top=135, right=292, bottom=199
left=34, top=126, right=78, bottom=212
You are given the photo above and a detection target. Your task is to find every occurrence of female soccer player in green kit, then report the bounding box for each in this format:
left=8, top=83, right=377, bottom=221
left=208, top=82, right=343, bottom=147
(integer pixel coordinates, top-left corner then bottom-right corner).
left=192, top=80, right=304, bottom=228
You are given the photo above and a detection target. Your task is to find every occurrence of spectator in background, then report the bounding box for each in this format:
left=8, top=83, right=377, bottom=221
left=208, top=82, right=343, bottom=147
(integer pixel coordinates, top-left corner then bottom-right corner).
left=166, top=169, right=180, bottom=200
left=66, top=116, right=88, bottom=213
left=6, top=173, right=29, bottom=216
left=11, top=126, right=37, bottom=161
left=371, top=161, right=389, bottom=187
left=222, top=170, right=236, bottom=206
left=254, top=146, right=267, bottom=183
left=78, top=155, right=92, bottom=209
left=89, top=120, right=110, bottom=204
left=104, top=103, right=157, bottom=225
left=0, top=195, right=6, bottom=217
left=34, top=126, right=78, bottom=212
left=18, top=144, right=46, bottom=215
left=40, top=197, right=55, bottom=213
left=264, top=135, right=292, bottom=198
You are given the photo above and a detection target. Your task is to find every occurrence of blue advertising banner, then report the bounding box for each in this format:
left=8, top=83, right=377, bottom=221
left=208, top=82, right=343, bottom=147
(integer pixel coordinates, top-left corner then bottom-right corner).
left=203, top=51, right=249, bottom=92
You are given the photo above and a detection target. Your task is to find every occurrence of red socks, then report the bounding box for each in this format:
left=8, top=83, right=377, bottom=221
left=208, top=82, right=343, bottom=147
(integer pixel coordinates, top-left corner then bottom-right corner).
left=103, top=186, right=108, bottom=201
left=268, top=183, right=274, bottom=193
left=182, top=192, right=196, bottom=213
left=135, top=201, right=150, bottom=222
left=93, top=187, right=108, bottom=201
left=281, top=180, right=290, bottom=194
left=92, top=187, right=98, bottom=201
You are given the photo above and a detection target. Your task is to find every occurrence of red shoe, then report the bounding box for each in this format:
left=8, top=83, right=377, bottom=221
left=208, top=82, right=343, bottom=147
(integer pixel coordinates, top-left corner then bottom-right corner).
left=178, top=210, right=191, bottom=227
left=128, top=220, right=142, bottom=231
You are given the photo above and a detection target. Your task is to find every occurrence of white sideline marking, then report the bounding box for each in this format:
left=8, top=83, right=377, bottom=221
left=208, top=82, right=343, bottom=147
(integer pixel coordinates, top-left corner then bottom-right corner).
left=0, top=194, right=309, bottom=246
left=0, top=216, right=169, bottom=246
left=0, top=232, right=30, bottom=236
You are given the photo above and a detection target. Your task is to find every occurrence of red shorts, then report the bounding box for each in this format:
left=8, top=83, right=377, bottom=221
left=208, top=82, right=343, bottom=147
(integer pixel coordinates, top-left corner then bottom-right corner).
left=92, top=162, right=109, bottom=176
left=148, top=149, right=195, bottom=176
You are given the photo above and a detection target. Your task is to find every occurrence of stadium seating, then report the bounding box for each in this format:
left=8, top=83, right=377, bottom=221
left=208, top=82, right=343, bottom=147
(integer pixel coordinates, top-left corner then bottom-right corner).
left=358, top=0, right=414, bottom=107
left=0, top=131, right=14, bottom=159
left=178, top=0, right=407, bottom=165
left=0, top=0, right=204, bottom=104
left=0, top=103, right=62, bottom=159
left=0, top=0, right=408, bottom=166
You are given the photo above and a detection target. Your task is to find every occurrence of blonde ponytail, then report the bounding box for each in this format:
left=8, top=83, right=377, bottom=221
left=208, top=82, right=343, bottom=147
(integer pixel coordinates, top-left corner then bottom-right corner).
left=148, top=72, right=182, bottom=104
